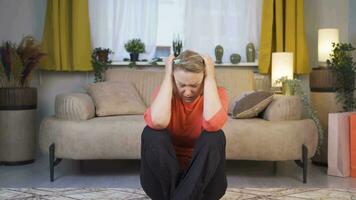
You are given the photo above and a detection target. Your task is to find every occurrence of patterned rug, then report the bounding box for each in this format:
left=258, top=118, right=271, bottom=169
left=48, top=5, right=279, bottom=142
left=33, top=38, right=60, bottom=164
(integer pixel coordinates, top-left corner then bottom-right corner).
left=0, top=187, right=355, bottom=200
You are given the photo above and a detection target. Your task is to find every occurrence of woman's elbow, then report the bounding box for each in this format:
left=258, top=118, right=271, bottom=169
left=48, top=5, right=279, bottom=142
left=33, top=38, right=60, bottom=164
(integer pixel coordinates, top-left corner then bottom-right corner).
left=151, top=118, right=169, bottom=130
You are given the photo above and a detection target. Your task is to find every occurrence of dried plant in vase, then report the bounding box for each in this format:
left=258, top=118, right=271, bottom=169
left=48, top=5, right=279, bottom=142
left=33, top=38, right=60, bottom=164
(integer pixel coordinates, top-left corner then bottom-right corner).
left=0, top=36, right=45, bottom=165
left=0, top=36, right=45, bottom=88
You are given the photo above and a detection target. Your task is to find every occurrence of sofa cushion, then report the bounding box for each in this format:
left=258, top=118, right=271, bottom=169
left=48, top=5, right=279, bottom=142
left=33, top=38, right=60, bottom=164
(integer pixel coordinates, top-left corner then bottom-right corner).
left=228, top=91, right=253, bottom=115
left=223, top=117, right=318, bottom=160
left=263, top=95, right=303, bottom=121
left=231, top=91, right=273, bottom=118
left=55, top=93, right=95, bottom=121
left=87, top=81, right=146, bottom=116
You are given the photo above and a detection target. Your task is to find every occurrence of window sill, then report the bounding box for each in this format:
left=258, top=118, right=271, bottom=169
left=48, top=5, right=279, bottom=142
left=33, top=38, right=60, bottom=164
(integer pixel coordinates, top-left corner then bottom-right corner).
left=110, top=60, right=258, bottom=67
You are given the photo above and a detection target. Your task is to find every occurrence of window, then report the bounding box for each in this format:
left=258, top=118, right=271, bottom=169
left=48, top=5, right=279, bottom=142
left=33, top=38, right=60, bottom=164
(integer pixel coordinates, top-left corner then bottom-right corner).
left=156, top=0, right=185, bottom=47
left=89, top=0, right=261, bottom=62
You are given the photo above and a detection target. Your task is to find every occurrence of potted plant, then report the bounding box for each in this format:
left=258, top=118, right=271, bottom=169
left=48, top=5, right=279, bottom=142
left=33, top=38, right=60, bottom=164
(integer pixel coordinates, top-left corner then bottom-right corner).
left=327, top=43, right=356, bottom=112
left=124, top=38, right=145, bottom=62
left=0, top=36, right=45, bottom=165
left=91, top=47, right=113, bottom=82
left=172, top=35, right=183, bottom=57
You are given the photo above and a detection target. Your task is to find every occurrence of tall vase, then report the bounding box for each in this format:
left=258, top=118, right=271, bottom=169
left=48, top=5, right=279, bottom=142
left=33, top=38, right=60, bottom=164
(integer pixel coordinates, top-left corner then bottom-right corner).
left=0, top=88, right=37, bottom=165
left=215, top=45, right=224, bottom=64
left=246, top=43, right=255, bottom=62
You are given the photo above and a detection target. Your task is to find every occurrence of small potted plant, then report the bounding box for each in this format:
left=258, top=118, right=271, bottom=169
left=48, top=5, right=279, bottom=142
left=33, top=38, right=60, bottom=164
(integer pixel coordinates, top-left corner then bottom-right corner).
left=124, top=38, right=145, bottom=62
left=172, top=35, right=183, bottom=57
left=91, top=47, right=113, bottom=82
left=275, top=77, right=324, bottom=156
left=0, top=36, right=45, bottom=165
left=275, top=76, right=296, bottom=96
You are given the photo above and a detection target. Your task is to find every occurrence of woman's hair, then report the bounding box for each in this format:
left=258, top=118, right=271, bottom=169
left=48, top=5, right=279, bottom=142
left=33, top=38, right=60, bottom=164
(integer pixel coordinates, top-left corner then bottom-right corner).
left=173, top=50, right=205, bottom=73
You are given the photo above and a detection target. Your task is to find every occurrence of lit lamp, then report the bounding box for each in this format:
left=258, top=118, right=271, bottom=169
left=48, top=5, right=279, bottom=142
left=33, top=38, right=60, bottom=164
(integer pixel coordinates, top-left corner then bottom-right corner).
left=271, top=52, right=294, bottom=94
left=318, top=28, right=339, bottom=67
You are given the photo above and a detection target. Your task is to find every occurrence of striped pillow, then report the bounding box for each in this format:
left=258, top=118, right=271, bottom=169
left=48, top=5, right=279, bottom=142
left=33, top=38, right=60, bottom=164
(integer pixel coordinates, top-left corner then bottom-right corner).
left=231, top=91, right=273, bottom=119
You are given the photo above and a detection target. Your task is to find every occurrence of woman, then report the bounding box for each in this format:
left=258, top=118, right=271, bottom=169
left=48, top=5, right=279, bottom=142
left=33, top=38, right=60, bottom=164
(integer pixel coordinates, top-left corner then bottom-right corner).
left=140, top=50, right=228, bottom=200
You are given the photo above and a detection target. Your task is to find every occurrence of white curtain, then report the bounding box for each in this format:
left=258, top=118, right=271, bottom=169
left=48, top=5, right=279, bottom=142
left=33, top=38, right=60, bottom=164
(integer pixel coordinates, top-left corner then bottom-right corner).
left=89, top=0, right=158, bottom=61
left=184, top=0, right=262, bottom=62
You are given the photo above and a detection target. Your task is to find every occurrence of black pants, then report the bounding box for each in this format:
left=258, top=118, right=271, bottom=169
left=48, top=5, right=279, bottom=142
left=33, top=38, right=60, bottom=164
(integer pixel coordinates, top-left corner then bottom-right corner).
left=140, top=126, right=227, bottom=200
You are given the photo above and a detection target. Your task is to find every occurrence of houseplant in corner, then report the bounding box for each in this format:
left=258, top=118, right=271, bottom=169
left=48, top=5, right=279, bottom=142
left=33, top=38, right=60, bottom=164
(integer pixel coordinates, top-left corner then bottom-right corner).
left=326, top=42, right=356, bottom=177
left=0, top=36, right=45, bottom=165
left=91, top=47, right=113, bottom=82
left=124, top=38, right=145, bottom=62
left=327, top=43, right=356, bottom=111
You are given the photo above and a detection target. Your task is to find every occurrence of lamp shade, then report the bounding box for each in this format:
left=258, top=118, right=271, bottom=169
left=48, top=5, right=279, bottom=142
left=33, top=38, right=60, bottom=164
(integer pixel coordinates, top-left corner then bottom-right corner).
left=318, top=28, right=339, bottom=66
left=271, top=52, right=294, bottom=87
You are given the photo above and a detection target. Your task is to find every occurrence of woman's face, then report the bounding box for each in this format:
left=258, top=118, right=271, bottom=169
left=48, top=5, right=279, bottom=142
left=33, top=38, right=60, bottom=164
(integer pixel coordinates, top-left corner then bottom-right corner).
left=173, top=69, right=204, bottom=103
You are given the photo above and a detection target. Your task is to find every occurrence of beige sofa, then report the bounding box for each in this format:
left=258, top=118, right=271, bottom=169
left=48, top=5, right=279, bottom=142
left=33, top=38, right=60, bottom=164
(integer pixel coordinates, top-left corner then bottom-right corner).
left=39, top=67, right=318, bottom=183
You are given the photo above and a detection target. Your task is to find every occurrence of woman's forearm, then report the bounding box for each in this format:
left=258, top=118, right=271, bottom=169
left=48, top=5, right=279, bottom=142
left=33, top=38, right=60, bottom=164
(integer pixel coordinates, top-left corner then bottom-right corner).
left=203, top=76, right=222, bottom=120
left=150, top=74, right=173, bottom=129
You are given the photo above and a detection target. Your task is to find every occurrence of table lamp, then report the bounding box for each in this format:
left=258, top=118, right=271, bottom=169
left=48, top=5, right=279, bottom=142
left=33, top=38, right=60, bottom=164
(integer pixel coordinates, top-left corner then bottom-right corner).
left=318, top=28, right=339, bottom=67
left=271, top=52, right=294, bottom=94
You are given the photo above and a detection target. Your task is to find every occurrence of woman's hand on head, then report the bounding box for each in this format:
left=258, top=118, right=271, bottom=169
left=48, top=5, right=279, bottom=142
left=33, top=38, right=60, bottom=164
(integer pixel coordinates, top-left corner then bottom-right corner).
left=202, top=55, right=215, bottom=79
left=165, top=54, right=175, bottom=77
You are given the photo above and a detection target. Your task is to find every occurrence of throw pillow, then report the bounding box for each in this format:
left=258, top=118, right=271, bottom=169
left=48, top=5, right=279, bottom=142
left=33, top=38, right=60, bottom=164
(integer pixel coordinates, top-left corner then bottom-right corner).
left=87, top=81, right=146, bottom=116
left=228, top=91, right=254, bottom=115
left=231, top=91, right=274, bottom=119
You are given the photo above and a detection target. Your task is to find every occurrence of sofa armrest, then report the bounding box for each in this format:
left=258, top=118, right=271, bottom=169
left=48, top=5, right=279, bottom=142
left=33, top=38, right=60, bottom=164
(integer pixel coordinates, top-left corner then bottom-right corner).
left=55, top=93, right=95, bottom=121
left=263, top=95, right=303, bottom=121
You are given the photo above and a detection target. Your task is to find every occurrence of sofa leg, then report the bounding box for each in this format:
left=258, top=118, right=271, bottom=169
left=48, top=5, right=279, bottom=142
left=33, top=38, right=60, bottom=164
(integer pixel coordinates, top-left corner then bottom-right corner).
left=294, top=144, right=308, bottom=184
left=49, top=143, right=62, bottom=182
left=79, top=160, right=84, bottom=172
left=273, top=161, right=278, bottom=174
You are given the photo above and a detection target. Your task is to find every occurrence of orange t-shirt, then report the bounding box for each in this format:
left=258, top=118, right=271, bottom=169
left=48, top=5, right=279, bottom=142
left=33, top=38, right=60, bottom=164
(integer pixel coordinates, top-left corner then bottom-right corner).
left=144, top=86, right=228, bottom=169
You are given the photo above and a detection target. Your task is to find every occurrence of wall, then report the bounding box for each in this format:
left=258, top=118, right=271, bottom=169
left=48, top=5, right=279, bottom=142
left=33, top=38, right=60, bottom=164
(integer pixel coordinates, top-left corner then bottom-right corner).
left=304, top=0, right=350, bottom=68
left=350, top=0, right=356, bottom=59
left=1, top=0, right=355, bottom=153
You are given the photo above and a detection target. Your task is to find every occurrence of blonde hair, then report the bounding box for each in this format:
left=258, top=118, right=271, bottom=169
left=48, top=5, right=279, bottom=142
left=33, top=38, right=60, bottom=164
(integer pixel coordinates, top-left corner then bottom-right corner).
left=173, top=50, right=205, bottom=73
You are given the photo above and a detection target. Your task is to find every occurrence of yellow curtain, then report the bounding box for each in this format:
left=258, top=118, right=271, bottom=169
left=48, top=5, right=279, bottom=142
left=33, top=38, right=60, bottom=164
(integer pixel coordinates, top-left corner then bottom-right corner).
left=259, top=0, right=309, bottom=74
left=41, top=0, right=92, bottom=71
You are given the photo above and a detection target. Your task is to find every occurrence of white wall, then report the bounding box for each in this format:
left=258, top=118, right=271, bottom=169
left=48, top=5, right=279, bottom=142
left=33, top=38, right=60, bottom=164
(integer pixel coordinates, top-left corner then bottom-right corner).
left=350, top=0, right=356, bottom=59
left=1, top=0, right=356, bottom=153
left=304, top=0, right=350, bottom=68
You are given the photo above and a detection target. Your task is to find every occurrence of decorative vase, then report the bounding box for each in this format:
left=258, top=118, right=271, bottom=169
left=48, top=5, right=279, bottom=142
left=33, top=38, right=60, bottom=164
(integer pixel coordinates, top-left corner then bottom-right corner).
left=246, top=43, right=255, bottom=62
left=215, top=45, right=224, bottom=64
left=282, top=82, right=294, bottom=96
left=130, top=53, right=139, bottom=62
left=230, top=54, right=241, bottom=64
left=0, top=88, right=37, bottom=165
